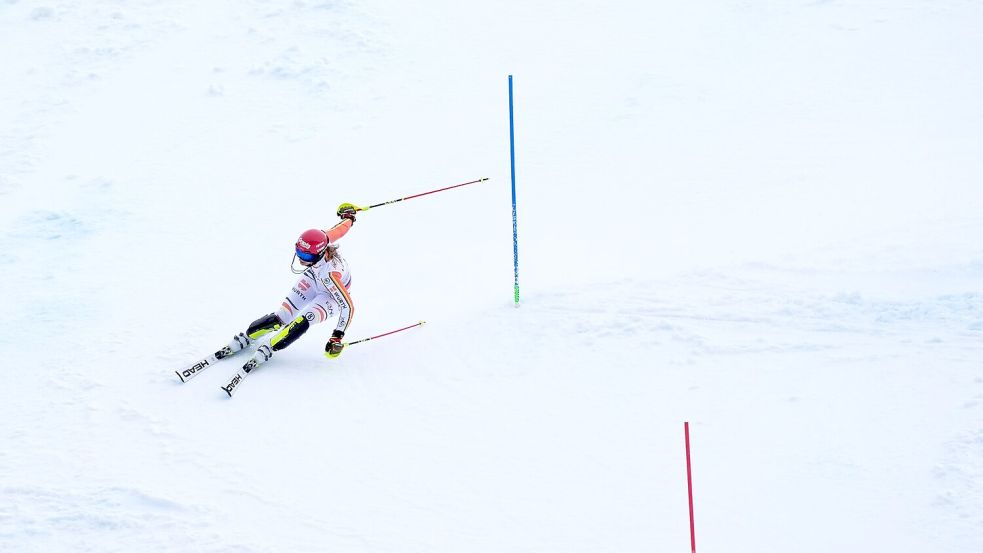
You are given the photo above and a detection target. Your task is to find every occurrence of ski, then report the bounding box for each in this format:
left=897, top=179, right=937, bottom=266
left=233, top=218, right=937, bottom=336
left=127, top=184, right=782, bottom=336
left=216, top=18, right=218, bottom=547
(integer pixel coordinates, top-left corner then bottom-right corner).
left=175, top=350, right=227, bottom=382
left=221, top=357, right=259, bottom=398
left=175, top=333, right=250, bottom=383
left=220, top=344, right=271, bottom=397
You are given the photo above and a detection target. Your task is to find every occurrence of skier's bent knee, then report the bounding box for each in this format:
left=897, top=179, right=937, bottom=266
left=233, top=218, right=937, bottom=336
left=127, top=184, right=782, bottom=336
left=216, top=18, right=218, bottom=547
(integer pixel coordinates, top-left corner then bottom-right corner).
left=247, top=313, right=284, bottom=340
left=270, top=316, right=311, bottom=352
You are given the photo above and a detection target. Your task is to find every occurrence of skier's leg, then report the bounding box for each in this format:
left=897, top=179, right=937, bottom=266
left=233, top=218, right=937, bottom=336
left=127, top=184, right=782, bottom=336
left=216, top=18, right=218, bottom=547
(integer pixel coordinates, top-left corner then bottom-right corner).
left=270, top=316, right=310, bottom=351
left=246, top=313, right=284, bottom=339
left=215, top=332, right=252, bottom=360
left=240, top=315, right=307, bottom=373
left=274, top=271, right=320, bottom=326
left=211, top=311, right=283, bottom=361
left=241, top=294, right=335, bottom=370
left=269, top=294, right=336, bottom=352
left=238, top=271, right=314, bottom=342
left=240, top=270, right=320, bottom=342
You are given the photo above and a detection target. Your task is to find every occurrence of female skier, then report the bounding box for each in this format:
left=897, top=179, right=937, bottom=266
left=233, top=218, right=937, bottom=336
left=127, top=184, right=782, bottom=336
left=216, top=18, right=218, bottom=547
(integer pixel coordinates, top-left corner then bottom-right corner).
left=176, top=204, right=358, bottom=394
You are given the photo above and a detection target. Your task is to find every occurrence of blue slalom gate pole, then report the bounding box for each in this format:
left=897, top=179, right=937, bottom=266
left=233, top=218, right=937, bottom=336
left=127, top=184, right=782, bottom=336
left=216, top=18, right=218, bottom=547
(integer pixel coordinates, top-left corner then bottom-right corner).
left=509, top=75, right=520, bottom=307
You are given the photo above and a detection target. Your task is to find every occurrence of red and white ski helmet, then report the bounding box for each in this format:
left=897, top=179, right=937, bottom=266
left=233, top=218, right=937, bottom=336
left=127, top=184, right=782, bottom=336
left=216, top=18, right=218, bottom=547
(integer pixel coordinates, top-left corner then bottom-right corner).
left=295, top=228, right=328, bottom=264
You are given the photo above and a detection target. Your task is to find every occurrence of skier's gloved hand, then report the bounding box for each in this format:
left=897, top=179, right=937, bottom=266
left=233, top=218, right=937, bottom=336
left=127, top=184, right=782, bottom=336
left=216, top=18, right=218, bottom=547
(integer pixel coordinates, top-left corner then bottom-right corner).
left=336, top=203, right=357, bottom=225
left=325, top=329, right=345, bottom=358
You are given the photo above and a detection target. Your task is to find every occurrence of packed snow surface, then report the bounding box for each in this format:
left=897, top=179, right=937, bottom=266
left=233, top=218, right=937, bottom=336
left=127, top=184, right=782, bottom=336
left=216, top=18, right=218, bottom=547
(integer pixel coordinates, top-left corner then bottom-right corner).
left=1, top=1, right=981, bottom=552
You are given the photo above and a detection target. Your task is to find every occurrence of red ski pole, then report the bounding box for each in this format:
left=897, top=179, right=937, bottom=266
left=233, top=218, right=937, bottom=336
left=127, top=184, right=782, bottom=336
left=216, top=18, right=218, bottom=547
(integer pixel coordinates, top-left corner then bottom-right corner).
left=353, top=178, right=488, bottom=211
left=346, top=321, right=426, bottom=347
left=324, top=321, right=425, bottom=360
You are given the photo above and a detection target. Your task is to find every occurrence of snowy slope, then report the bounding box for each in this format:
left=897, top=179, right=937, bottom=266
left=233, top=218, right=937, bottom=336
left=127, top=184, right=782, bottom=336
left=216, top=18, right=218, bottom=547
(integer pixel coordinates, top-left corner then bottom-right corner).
left=2, top=1, right=982, bottom=552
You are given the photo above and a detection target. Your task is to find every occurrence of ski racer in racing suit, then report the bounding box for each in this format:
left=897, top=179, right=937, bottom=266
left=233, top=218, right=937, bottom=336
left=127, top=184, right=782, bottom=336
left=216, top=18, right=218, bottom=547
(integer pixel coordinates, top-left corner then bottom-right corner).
left=222, top=204, right=358, bottom=373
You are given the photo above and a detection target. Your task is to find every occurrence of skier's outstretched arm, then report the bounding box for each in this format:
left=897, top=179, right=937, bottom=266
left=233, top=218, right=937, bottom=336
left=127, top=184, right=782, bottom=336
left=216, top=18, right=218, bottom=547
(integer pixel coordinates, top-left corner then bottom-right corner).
left=323, top=218, right=352, bottom=243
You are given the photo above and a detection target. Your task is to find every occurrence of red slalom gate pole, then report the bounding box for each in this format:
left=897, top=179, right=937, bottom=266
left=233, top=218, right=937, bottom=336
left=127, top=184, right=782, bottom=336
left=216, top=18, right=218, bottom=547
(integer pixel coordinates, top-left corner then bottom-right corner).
left=685, top=421, right=697, bottom=553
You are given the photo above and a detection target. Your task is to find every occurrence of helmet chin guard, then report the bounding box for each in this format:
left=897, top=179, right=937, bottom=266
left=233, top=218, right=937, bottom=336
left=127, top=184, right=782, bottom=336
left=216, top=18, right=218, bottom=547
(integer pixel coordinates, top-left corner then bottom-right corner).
left=290, top=253, right=314, bottom=274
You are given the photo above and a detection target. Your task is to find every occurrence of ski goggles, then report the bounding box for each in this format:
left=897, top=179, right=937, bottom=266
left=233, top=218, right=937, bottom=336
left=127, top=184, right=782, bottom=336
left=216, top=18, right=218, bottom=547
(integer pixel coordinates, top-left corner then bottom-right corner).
left=296, top=249, right=322, bottom=263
